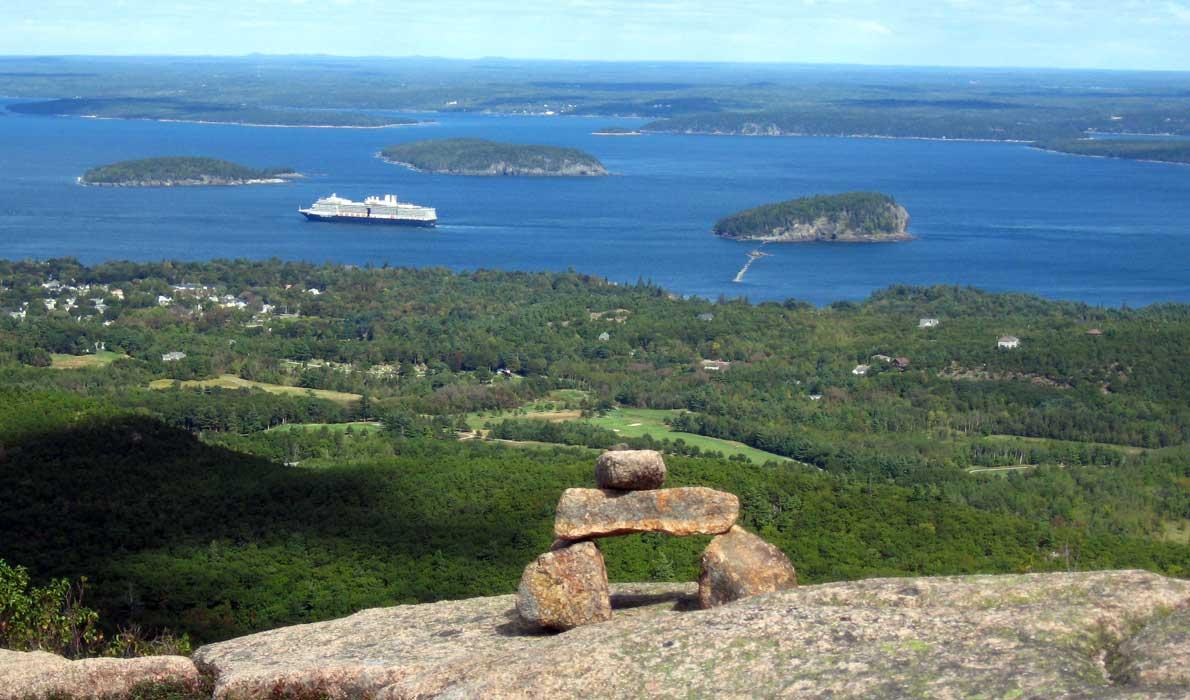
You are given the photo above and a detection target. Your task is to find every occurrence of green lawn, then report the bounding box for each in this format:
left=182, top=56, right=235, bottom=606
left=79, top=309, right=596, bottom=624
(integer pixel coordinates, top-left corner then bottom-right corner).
left=587, top=408, right=791, bottom=463
left=465, top=403, right=789, bottom=464
left=149, top=374, right=361, bottom=405
left=50, top=350, right=126, bottom=369
left=267, top=421, right=384, bottom=434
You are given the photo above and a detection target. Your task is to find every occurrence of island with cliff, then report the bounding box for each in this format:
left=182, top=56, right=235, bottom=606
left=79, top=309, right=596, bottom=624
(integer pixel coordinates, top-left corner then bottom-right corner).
left=379, top=138, right=608, bottom=176
left=713, top=192, right=912, bottom=242
left=79, top=157, right=301, bottom=187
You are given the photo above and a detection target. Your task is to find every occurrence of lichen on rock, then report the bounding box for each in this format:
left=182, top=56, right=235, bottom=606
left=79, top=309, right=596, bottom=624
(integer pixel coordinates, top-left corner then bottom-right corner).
left=698, top=525, right=797, bottom=608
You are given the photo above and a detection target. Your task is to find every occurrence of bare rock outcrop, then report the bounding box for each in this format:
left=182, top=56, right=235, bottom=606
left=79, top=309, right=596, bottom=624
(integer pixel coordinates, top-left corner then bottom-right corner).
left=0, top=649, right=199, bottom=700
left=554, top=486, right=739, bottom=540
left=189, top=570, right=1190, bottom=699
left=594, top=449, right=666, bottom=490
left=698, top=525, right=797, bottom=608
left=516, top=540, right=612, bottom=630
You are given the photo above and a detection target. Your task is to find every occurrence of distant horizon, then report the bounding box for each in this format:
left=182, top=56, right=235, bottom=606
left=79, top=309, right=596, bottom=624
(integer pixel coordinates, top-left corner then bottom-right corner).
left=6, top=1, right=1190, bottom=72
left=4, top=53, right=1190, bottom=76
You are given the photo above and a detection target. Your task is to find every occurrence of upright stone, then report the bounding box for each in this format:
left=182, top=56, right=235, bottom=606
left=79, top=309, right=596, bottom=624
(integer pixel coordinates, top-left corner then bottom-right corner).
left=699, top=525, right=797, bottom=609
left=595, top=449, right=666, bottom=490
left=554, top=487, right=738, bottom=540
left=516, top=541, right=612, bottom=631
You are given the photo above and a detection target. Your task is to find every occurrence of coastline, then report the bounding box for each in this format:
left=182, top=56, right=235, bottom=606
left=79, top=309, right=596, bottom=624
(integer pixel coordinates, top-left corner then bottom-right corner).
left=644, top=127, right=1034, bottom=144
left=74, top=114, right=424, bottom=129
left=376, top=153, right=608, bottom=177
left=1029, top=145, right=1190, bottom=167
left=77, top=175, right=299, bottom=187
left=718, top=232, right=916, bottom=244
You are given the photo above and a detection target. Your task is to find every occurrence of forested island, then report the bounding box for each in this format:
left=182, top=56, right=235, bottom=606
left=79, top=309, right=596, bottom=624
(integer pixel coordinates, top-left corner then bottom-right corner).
left=1035, top=138, right=1190, bottom=164
left=380, top=138, right=608, bottom=176
left=8, top=97, right=414, bottom=128
left=79, top=157, right=300, bottom=187
left=714, top=192, right=911, bottom=242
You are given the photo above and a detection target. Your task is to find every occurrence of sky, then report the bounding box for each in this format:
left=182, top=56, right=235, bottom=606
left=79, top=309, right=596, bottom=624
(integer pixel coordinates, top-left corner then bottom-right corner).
left=4, top=0, right=1190, bottom=71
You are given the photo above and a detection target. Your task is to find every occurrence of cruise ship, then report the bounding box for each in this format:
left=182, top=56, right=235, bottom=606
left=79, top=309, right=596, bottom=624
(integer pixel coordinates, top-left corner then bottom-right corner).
left=299, top=193, right=437, bottom=227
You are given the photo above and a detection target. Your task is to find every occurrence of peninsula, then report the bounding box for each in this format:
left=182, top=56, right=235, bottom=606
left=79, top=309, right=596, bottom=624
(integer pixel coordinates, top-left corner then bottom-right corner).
left=713, top=192, right=911, bottom=242
left=379, top=138, right=608, bottom=176
left=592, top=126, right=643, bottom=136
left=79, top=157, right=301, bottom=187
left=9, top=97, right=414, bottom=129
left=1035, top=138, right=1190, bottom=165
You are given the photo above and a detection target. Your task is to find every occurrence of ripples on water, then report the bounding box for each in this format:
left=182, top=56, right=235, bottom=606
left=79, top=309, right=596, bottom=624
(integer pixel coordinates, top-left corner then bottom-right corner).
left=0, top=109, right=1188, bottom=306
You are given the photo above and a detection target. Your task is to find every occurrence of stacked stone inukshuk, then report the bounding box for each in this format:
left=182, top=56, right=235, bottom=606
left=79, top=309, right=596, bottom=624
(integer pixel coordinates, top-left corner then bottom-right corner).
left=516, top=449, right=798, bottom=631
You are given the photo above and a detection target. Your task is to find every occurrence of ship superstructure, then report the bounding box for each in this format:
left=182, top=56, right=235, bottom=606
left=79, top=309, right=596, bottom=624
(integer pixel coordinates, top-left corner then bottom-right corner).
left=299, top=193, right=437, bottom=227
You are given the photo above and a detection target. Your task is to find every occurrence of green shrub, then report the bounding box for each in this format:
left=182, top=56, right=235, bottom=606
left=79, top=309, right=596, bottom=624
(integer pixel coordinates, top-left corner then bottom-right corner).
left=0, top=559, right=102, bottom=658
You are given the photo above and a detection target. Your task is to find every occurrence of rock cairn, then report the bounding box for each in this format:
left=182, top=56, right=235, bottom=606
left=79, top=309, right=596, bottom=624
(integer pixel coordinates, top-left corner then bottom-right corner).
left=516, top=449, right=797, bottom=630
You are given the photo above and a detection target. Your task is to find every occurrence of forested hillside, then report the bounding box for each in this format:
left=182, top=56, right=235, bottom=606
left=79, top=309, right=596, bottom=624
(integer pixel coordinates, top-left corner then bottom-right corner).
left=0, top=259, right=1186, bottom=643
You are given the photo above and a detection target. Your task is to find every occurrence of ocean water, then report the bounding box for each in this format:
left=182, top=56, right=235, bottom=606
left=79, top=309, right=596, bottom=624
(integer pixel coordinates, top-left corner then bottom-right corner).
left=1, top=108, right=1188, bottom=306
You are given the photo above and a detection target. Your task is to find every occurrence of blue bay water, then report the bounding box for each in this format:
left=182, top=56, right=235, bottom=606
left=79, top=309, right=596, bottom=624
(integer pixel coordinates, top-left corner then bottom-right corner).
left=1, top=108, right=1188, bottom=306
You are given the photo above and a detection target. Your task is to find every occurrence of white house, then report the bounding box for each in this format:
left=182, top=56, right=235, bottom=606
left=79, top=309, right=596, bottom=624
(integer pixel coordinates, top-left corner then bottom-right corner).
left=43, top=298, right=56, bottom=310
left=156, top=295, right=173, bottom=307
left=161, top=351, right=187, bottom=362
left=598, top=331, right=611, bottom=341
left=852, top=364, right=870, bottom=376
left=697, top=312, right=715, bottom=321
left=306, top=288, right=322, bottom=296
left=997, top=335, right=1021, bottom=350
left=919, top=318, right=940, bottom=328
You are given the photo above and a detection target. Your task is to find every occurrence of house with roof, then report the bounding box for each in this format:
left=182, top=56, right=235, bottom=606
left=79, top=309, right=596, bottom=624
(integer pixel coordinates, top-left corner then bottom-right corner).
left=852, top=364, right=870, bottom=376
left=161, top=351, right=187, bottom=362
left=919, top=318, right=940, bottom=328
left=997, top=335, right=1020, bottom=349
left=701, top=359, right=731, bottom=372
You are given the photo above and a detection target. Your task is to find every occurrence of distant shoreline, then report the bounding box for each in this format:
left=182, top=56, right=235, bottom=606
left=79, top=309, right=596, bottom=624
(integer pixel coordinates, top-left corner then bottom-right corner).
left=74, top=115, right=424, bottom=129
left=1029, top=145, right=1190, bottom=167
left=77, top=175, right=299, bottom=187
left=645, top=127, right=1034, bottom=144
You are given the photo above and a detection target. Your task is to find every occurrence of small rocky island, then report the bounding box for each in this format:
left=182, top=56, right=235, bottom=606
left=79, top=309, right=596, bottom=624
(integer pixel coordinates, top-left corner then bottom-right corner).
left=79, top=157, right=301, bottom=187
left=713, top=192, right=911, bottom=242
left=379, top=138, right=608, bottom=176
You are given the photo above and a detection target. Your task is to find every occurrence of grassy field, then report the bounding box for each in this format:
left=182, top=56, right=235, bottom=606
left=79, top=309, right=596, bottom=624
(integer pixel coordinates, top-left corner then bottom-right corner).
left=266, top=421, right=383, bottom=433
left=1160, top=520, right=1190, bottom=546
left=983, top=434, right=1149, bottom=456
left=587, top=408, right=791, bottom=463
left=466, top=403, right=789, bottom=464
left=149, top=374, right=361, bottom=405
left=50, top=350, right=126, bottom=369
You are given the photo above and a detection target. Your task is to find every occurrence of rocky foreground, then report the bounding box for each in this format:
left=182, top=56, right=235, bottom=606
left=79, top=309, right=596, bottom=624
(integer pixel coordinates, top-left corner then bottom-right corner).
left=3, top=569, right=1187, bottom=699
